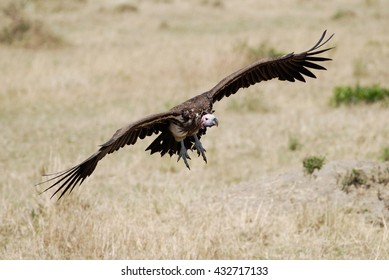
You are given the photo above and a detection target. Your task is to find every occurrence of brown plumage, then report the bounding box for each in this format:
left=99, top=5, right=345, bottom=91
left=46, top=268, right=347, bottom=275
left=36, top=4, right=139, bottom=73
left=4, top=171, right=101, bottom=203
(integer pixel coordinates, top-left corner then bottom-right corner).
left=39, top=30, right=334, bottom=199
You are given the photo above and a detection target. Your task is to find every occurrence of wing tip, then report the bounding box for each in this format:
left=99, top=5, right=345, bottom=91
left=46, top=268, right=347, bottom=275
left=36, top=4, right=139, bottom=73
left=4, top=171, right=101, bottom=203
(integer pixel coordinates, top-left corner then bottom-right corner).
left=306, top=30, right=335, bottom=53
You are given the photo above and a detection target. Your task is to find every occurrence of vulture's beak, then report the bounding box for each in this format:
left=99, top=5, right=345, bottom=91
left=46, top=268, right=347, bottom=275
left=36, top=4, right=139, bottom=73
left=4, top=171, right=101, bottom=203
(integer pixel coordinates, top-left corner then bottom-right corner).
left=213, top=118, right=219, bottom=127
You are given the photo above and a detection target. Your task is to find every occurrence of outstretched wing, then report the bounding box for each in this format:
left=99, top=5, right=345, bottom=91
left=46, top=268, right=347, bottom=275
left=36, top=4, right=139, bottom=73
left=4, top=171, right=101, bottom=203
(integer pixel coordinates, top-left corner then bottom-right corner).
left=206, top=30, right=334, bottom=103
left=38, top=111, right=179, bottom=200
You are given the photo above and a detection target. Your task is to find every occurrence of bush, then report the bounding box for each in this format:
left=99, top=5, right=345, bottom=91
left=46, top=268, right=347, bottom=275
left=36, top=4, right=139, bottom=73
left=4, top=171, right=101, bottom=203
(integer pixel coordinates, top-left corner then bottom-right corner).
left=330, top=85, right=389, bottom=107
left=302, top=155, right=325, bottom=175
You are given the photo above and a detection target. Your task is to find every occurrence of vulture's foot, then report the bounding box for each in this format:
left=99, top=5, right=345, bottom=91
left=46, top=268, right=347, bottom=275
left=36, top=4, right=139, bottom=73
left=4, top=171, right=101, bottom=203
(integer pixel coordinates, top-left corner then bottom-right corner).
left=178, top=140, right=191, bottom=169
left=194, top=135, right=207, bottom=163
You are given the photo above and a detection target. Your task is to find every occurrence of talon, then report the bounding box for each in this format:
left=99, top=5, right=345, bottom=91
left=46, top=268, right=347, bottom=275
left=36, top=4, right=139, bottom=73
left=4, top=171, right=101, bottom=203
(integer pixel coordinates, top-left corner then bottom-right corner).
left=184, top=159, right=190, bottom=170
left=178, top=140, right=191, bottom=169
left=194, top=135, right=207, bottom=163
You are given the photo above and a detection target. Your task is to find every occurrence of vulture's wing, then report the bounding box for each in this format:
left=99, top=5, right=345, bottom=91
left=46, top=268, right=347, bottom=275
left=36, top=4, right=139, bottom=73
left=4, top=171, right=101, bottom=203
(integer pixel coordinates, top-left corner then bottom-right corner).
left=38, top=111, right=179, bottom=200
left=206, top=30, right=334, bottom=103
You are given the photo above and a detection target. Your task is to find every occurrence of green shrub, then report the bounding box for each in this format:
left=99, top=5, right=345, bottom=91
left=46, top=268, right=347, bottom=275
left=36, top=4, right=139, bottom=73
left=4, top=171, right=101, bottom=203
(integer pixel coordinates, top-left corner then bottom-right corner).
left=302, top=155, right=325, bottom=175
left=330, top=85, right=389, bottom=107
left=288, top=136, right=302, bottom=151
left=380, top=147, right=389, bottom=162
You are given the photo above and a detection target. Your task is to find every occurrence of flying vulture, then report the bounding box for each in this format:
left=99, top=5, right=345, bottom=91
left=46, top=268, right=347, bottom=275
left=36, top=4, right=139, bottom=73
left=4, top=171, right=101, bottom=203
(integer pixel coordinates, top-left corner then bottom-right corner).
left=39, top=30, right=334, bottom=199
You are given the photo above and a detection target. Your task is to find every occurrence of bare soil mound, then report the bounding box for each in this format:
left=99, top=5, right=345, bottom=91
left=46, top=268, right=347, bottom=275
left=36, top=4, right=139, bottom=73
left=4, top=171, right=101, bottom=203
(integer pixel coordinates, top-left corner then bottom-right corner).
left=218, top=160, right=389, bottom=226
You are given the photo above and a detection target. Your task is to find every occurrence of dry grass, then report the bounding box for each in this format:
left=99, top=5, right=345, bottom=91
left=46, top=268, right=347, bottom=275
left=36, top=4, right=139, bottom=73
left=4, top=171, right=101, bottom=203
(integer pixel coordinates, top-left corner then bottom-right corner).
left=0, top=2, right=67, bottom=48
left=1, top=0, right=389, bottom=259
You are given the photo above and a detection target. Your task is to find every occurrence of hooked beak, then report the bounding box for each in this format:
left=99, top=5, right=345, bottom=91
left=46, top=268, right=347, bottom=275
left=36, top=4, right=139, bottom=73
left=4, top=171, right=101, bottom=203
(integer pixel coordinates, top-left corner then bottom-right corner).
left=213, top=118, right=219, bottom=127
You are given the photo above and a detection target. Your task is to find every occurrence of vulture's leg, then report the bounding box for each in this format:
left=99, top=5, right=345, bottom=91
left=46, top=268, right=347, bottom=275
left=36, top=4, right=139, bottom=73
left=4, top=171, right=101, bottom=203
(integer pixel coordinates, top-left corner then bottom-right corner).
left=177, top=140, right=191, bottom=169
left=193, top=135, right=207, bottom=163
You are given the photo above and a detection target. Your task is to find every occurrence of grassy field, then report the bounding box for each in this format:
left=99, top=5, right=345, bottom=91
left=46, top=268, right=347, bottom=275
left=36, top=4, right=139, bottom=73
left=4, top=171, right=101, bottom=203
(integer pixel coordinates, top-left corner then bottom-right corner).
left=1, top=0, right=389, bottom=259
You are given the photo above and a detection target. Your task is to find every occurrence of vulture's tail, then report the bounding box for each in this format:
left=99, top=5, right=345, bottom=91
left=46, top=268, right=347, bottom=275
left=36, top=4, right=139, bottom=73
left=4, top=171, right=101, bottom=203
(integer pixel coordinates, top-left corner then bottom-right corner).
left=146, top=131, right=180, bottom=157
left=146, top=130, right=206, bottom=157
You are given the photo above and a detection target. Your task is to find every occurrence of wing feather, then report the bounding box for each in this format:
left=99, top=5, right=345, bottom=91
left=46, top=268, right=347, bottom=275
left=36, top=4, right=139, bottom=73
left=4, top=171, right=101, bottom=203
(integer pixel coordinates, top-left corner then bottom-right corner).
left=38, top=111, right=179, bottom=199
left=206, top=30, right=334, bottom=103
left=301, top=61, right=327, bottom=70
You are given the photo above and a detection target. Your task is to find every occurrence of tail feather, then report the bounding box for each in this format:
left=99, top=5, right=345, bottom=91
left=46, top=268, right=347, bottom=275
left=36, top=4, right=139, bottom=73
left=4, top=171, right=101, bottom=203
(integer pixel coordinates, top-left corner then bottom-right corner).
left=146, top=131, right=180, bottom=157
left=146, top=129, right=207, bottom=157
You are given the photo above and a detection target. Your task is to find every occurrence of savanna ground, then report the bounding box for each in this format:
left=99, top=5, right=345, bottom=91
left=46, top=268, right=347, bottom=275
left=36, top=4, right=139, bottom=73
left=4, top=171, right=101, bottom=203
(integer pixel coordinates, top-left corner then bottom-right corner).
left=1, top=0, right=389, bottom=259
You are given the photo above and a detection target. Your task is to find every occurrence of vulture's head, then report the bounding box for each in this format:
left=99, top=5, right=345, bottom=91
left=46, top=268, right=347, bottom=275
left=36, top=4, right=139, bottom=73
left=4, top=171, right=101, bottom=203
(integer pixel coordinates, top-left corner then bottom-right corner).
left=201, top=113, right=218, bottom=128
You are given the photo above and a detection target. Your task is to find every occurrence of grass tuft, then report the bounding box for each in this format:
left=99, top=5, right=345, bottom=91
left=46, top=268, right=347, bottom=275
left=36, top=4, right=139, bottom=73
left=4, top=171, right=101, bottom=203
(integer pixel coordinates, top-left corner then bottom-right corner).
left=340, top=169, right=367, bottom=193
left=380, top=147, right=389, bottom=162
left=113, top=3, right=139, bottom=13
left=158, top=20, right=170, bottom=30
left=331, top=9, right=356, bottom=20
left=288, top=135, right=302, bottom=152
left=302, top=155, right=325, bottom=175
left=330, top=85, right=389, bottom=107
left=338, top=167, right=389, bottom=194
left=200, top=0, right=224, bottom=8
left=371, top=167, right=389, bottom=185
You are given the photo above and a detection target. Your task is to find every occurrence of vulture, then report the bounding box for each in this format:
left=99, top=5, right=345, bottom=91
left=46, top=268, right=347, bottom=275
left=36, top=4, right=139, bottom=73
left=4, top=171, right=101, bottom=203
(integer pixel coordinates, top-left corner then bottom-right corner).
left=39, top=30, right=334, bottom=199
